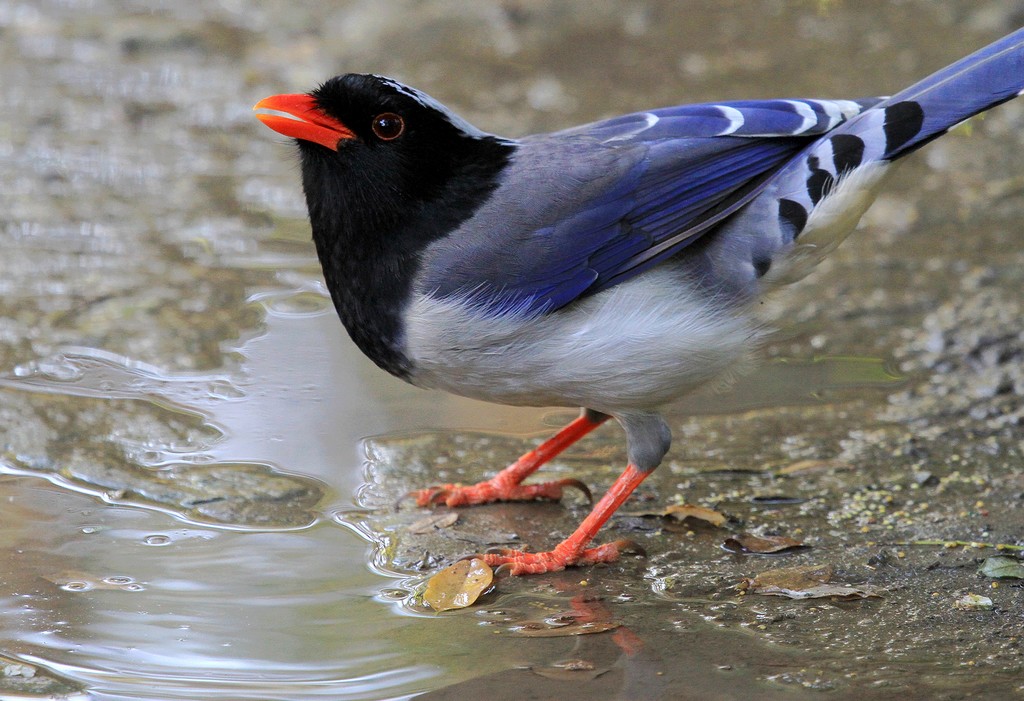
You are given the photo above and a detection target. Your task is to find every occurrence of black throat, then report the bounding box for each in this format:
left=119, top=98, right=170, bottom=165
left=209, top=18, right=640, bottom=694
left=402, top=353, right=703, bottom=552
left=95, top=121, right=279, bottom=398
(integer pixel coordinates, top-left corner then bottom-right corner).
left=299, top=136, right=514, bottom=379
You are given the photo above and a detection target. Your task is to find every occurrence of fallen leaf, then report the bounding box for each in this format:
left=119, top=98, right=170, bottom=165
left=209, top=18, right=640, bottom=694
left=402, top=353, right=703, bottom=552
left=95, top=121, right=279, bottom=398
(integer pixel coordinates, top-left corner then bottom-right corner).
left=408, top=512, right=459, bottom=535
left=740, top=564, right=882, bottom=600
left=979, top=556, right=1024, bottom=579
left=724, top=532, right=806, bottom=554
left=742, top=563, right=831, bottom=590
left=621, top=503, right=727, bottom=527
left=953, top=593, right=994, bottom=611
left=423, top=558, right=493, bottom=612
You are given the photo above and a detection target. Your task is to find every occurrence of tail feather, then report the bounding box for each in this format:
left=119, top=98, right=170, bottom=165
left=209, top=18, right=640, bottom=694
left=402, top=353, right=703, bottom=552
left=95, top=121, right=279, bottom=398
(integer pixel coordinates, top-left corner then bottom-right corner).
left=700, top=28, right=1024, bottom=298
left=879, top=27, right=1024, bottom=158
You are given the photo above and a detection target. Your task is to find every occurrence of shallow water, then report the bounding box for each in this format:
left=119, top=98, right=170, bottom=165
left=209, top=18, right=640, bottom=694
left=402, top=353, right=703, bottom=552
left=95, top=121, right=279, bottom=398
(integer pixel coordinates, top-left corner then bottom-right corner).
left=2, top=1, right=1023, bottom=699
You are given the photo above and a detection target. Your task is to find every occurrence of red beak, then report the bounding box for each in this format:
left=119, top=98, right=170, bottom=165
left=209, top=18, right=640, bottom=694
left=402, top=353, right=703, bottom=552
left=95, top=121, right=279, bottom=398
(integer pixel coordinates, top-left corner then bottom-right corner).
left=253, top=94, right=356, bottom=151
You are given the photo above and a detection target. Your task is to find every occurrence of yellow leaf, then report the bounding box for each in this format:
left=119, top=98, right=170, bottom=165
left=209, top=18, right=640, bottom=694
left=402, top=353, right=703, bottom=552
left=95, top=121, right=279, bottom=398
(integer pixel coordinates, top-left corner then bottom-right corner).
left=423, top=558, right=493, bottom=612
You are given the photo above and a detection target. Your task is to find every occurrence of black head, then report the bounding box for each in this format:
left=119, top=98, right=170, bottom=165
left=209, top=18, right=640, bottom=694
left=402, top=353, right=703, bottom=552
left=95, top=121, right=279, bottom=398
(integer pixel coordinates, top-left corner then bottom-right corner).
left=257, top=74, right=512, bottom=237
left=303, top=74, right=511, bottom=212
left=255, top=75, right=514, bottom=377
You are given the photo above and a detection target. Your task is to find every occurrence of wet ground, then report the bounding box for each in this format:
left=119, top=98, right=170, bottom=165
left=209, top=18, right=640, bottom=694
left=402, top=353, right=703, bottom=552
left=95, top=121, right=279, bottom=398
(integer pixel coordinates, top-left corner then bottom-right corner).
left=1, top=1, right=1023, bottom=699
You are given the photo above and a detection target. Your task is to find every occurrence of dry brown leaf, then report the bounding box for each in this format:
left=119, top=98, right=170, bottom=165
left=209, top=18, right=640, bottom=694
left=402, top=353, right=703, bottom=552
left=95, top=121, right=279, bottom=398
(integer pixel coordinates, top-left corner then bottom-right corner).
left=622, top=503, right=727, bottom=527
left=724, top=532, right=806, bottom=553
left=740, top=564, right=882, bottom=600
left=408, top=512, right=459, bottom=534
left=743, top=563, right=833, bottom=589
left=423, top=558, right=493, bottom=612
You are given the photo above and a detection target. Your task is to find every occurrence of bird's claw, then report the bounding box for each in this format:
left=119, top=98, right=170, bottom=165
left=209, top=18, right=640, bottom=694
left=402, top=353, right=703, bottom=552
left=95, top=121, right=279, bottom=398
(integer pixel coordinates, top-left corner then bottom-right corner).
left=394, top=488, right=450, bottom=510
left=394, top=485, right=458, bottom=509
left=559, top=478, right=593, bottom=504
left=403, top=477, right=592, bottom=509
left=453, top=555, right=518, bottom=578
left=492, top=562, right=517, bottom=579
left=428, top=489, right=452, bottom=506
left=478, top=538, right=644, bottom=576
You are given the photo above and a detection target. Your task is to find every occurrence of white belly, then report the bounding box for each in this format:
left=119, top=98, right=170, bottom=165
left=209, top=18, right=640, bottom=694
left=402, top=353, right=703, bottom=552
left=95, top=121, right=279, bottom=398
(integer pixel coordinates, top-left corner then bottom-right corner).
left=404, top=267, right=760, bottom=413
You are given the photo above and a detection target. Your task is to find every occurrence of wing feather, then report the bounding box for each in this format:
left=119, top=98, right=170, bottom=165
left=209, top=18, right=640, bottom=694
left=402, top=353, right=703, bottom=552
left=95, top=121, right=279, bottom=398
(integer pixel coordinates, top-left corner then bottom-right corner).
left=418, top=98, right=878, bottom=315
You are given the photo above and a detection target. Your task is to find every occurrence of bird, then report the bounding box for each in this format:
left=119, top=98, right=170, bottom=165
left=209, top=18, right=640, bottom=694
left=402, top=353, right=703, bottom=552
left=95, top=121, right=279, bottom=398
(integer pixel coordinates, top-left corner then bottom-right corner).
left=255, top=29, right=1024, bottom=575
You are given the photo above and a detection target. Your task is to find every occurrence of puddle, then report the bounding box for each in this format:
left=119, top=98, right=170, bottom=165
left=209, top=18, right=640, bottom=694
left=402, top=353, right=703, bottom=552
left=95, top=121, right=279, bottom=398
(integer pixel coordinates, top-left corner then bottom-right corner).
left=0, top=348, right=327, bottom=529
left=2, top=1, right=1023, bottom=700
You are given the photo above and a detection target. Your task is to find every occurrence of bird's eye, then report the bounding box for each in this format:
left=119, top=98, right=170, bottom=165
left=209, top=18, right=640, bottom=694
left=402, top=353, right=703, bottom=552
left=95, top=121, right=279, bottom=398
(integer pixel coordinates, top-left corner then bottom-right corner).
left=371, top=113, right=405, bottom=141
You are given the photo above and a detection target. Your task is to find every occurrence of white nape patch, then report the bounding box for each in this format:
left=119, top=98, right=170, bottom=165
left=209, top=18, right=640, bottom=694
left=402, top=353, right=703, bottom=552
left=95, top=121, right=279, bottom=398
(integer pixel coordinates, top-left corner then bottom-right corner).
left=376, top=75, right=493, bottom=139
left=784, top=100, right=818, bottom=134
left=405, top=268, right=759, bottom=413
left=715, top=105, right=745, bottom=135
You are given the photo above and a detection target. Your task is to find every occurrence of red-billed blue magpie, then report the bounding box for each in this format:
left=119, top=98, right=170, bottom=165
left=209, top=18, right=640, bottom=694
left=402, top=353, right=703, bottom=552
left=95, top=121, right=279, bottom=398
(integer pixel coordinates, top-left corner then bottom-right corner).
left=256, top=29, right=1024, bottom=575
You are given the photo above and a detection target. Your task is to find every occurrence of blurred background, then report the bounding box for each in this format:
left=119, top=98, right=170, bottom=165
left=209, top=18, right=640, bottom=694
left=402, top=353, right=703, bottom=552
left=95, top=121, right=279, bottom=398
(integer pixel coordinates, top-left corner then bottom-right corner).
left=1, top=1, right=1022, bottom=699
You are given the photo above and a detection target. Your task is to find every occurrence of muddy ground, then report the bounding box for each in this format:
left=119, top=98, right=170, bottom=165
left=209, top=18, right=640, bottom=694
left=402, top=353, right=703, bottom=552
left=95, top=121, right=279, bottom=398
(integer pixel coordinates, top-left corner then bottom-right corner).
left=1, top=1, right=1022, bottom=699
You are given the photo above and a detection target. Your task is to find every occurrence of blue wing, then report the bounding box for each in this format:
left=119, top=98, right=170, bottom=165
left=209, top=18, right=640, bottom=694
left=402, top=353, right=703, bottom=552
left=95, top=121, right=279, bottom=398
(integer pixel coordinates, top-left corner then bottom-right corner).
left=420, top=98, right=878, bottom=315
left=417, top=29, right=1024, bottom=319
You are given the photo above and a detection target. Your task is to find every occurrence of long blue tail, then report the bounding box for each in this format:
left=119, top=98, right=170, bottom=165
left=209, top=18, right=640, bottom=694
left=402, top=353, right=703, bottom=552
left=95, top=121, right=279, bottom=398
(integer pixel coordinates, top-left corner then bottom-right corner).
left=878, top=27, right=1024, bottom=158
left=706, top=27, right=1024, bottom=296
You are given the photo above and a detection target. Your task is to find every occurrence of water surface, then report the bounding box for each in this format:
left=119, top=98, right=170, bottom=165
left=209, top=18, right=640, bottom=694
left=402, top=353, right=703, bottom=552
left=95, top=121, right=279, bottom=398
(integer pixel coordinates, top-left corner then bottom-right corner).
left=2, top=2, right=1022, bottom=699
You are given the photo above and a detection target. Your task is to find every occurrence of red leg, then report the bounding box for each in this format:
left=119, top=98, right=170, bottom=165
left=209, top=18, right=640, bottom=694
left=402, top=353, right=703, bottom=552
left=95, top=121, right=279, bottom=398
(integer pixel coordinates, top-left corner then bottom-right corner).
left=481, top=463, right=649, bottom=575
left=413, top=411, right=609, bottom=507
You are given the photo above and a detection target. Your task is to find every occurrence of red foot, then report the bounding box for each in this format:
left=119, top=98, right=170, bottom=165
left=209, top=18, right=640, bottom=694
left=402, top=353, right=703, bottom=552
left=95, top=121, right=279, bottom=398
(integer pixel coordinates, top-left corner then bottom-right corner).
left=412, top=477, right=591, bottom=508
left=481, top=539, right=641, bottom=575
left=404, top=413, right=607, bottom=509
left=475, top=464, right=651, bottom=576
